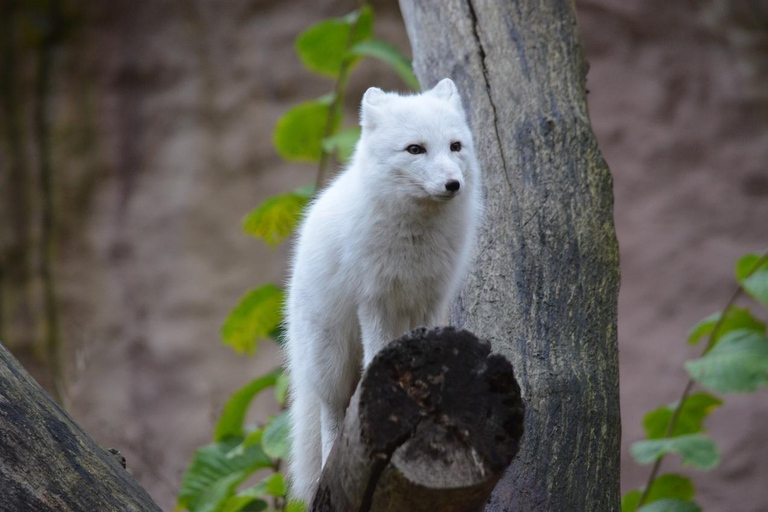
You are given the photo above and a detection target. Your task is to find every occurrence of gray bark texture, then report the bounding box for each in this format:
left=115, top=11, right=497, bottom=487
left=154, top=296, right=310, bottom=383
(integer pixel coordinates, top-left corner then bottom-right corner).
left=0, top=340, right=162, bottom=512
left=398, top=1, right=621, bottom=510
left=311, top=327, right=524, bottom=512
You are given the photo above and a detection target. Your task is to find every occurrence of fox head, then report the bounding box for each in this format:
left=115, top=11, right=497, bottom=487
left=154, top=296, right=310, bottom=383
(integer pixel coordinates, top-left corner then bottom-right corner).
left=357, top=78, right=478, bottom=202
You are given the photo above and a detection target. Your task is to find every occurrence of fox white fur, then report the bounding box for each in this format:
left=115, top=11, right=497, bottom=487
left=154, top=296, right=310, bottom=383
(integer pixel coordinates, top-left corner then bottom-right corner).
left=285, top=78, right=482, bottom=503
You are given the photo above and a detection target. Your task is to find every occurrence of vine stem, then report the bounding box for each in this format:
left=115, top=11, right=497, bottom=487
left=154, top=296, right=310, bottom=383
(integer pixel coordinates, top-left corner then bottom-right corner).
left=314, top=1, right=368, bottom=191
left=636, top=251, right=768, bottom=507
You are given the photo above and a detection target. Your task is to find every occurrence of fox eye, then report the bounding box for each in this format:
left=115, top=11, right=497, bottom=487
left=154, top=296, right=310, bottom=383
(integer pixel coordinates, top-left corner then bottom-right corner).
left=406, top=144, right=426, bottom=155
left=450, top=141, right=462, bottom=152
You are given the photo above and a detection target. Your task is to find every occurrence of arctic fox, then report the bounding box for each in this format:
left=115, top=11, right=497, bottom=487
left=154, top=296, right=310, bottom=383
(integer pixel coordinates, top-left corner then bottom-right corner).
left=285, top=78, right=482, bottom=503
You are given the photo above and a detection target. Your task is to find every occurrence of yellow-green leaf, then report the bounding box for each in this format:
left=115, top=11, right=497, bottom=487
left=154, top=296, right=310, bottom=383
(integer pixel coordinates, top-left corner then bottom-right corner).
left=642, top=392, right=722, bottom=440
left=221, top=285, right=284, bottom=355
left=631, top=434, right=719, bottom=470
left=687, top=307, right=765, bottom=346
left=622, top=474, right=695, bottom=512
left=242, top=185, right=314, bottom=247
left=177, top=439, right=272, bottom=512
left=262, top=411, right=290, bottom=459
left=295, top=6, right=374, bottom=77
left=215, top=369, right=281, bottom=441
left=685, top=328, right=768, bottom=393
left=736, top=253, right=768, bottom=308
left=274, top=99, right=339, bottom=162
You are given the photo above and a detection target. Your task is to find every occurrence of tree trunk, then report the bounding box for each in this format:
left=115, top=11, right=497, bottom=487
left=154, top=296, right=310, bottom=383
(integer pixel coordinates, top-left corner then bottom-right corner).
left=398, top=1, right=621, bottom=510
left=311, top=327, right=524, bottom=512
left=0, top=341, right=162, bottom=512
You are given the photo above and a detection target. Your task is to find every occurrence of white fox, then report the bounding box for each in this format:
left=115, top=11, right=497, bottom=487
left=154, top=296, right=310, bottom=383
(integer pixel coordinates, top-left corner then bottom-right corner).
left=285, top=78, right=483, bottom=503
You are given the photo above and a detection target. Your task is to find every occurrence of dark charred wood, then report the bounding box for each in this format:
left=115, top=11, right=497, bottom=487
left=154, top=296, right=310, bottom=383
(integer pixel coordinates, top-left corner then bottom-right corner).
left=311, top=327, right=524, bottom=512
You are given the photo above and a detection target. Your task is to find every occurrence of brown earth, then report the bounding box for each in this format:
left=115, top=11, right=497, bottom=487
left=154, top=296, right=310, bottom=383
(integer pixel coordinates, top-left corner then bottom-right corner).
left=1, top=0, right=767, bottom=510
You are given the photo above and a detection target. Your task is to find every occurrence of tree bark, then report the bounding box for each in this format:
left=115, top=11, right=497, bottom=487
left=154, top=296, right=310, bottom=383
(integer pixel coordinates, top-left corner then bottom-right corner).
left=311, top=327, right=524, bottom=512
left=398, top=1, right=621, bottom=510
left=0, top=341, right=162, bottom=512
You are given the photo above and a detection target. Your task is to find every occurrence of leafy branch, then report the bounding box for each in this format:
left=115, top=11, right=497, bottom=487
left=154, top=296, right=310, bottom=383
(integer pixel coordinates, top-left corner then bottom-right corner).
left=177, top=5, right=418, bottom=511
left=624, top=251, right=768, bottom=512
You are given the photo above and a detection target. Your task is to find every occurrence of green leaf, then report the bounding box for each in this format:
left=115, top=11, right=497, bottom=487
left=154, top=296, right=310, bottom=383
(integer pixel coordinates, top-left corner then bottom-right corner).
left=638, top=499, right=701, bottom=512
left=222, top=494, right=268, bottom=512
left=687, top=307, right=765, bottom=346
left=221, top=474, right=286, bottom=512
left=622, top=491, right=642, bottom=512
left=242, top=185, right=314, bottom=247
left=631, top=433, right=720, bottom=470
left=349, top=39, right=420, bottom=91
left=177, top=439, right=272, bottom=512
left=215, top=369, right=282, bottom=442
left=295, top=6, right=374, bottom=77
left=642, top=392, right=722, bottom=440
left=322, top=127, right=360, bottom=164
left=286, top=501, right=307, bottom=512
left=262, top=411, right=290, bottom=459
left=685, top=328, right=768, bottom=393
left=622, top=474, right=695, bottom=512
left=736, top=253, right=768, bottom=307
left=222, top=285, right=284, bottom=355
left=227, top=427, right=265, bottom=459
left=275, top=372, right=290, bottom=406
left=274, top=99, right=340, bottom=162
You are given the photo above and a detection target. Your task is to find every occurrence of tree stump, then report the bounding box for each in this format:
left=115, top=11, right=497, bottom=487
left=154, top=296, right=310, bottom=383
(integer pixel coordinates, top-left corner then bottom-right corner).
left=311, top=327, right=524, bottom=512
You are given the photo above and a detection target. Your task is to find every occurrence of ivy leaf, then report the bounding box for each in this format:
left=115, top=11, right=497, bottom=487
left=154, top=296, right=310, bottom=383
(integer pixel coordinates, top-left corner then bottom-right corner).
left=687, top=307, right=765, bottom=346
left=322, top=127, right=361, bottom=164
left=736, top=253, right=768, bottom=307
left=622, top=474, right=695, bottom=512
left=642, top=392, right=722, bottom=440
left=215, top=369, right=281, bottom=442
left=275, top=372, right=290, bottom=406
left=349, top=39, right=420, bottom=91
left=631, top=433, right=720, bottom=470
left=638, top=499, right=701, bottom=512
left=685, top=328, right=768, bottom=393
left=177, top=438, right=272, bottom=512
left=222, top=285, right=284, bottom=355
left=262, top=411, right=290, bottom=459
left=242, top=184, right=314, bottom=247
left=274, top=99, right=340, bottom=162
left=295, top=5, right=374, bottom=77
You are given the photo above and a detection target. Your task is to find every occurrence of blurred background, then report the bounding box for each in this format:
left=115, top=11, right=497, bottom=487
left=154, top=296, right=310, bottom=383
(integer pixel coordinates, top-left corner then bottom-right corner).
left=1, top=0, right=768, bottom=510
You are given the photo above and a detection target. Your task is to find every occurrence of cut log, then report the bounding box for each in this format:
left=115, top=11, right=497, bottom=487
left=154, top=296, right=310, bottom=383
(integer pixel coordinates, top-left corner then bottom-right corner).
left=0, top=341, right=162, bottom=512
left=311, top=327, right=524, bottom=512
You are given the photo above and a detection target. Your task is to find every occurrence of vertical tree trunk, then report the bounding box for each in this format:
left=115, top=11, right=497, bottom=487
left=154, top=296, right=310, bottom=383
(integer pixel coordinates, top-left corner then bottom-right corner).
left=398, top=1, right=621, bottom=510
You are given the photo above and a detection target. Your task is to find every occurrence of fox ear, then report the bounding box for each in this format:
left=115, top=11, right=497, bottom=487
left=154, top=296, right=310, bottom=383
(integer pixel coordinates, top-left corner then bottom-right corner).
left=360, top=87, right=388, bottom=129
left=429, top=78, right=462, bottom=108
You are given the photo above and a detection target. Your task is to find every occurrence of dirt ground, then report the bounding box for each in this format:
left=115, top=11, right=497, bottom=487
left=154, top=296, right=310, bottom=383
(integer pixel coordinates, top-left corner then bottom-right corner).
left=2, top=0, right=768, bottom=510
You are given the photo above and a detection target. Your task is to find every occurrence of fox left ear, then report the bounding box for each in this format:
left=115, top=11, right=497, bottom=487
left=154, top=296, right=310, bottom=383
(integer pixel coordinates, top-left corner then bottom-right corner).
left=360, top=87, right=389, bottom=130
left=429, top=78, right=462, bottom=109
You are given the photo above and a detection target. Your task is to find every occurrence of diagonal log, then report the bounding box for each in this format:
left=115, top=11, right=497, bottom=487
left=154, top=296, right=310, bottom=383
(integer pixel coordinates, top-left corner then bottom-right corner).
left=310, top=327, right=524, bottom=512
left=0, top=341, right=162, bottom=512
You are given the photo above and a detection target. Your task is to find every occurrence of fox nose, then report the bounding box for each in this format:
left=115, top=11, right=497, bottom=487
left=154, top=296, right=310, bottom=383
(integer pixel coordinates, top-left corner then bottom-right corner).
left=445, top=180, right=461, bottom=192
